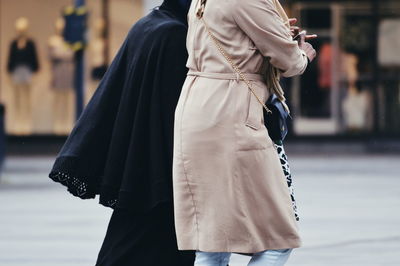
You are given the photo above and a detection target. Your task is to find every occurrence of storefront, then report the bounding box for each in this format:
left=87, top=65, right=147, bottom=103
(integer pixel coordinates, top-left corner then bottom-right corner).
left=0, top=0, right=143, bottom=136
left=285, top=0, right=400, bottom=137
left=1, top=0, right=399, bottom=138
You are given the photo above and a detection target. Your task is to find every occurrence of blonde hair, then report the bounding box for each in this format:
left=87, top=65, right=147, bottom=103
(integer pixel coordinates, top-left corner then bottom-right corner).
left=264, top=62, right=290, bottom=113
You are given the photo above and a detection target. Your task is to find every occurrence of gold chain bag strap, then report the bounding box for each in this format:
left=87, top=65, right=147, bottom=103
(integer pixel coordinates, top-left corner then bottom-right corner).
left=196, top=0, right=272, bottom=113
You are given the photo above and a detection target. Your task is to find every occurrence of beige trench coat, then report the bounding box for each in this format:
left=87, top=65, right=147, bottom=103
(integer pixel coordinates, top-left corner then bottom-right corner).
left=173, top=0, right=308, bottom=253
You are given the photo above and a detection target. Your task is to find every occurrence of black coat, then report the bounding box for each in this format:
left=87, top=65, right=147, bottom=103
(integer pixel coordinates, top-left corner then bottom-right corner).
left=7, top=38, right=39, bottom=72
left=49, top=1, right=189, bottom=212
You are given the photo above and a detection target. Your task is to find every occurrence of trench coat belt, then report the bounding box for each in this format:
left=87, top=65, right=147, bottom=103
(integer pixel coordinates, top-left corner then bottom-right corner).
left=187, top=71, right=265, bottom=82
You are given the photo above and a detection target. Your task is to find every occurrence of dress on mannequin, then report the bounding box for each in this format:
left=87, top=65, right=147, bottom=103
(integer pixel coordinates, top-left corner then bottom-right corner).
left=341, top=53, right=372, bottom=131
left=49, top=33, right=74, bottom=135
left=7, top=38, right=39, bottom=78
left=7, top=36, right=39, bottom=135
left=49, top=37, right=74, bottom=91
left=318, top=42, right=332, bottom=89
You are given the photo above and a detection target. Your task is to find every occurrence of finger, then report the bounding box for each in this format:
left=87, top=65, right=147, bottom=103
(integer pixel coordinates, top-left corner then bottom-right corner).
left=305, top=34, right=318, bottom=40
left=289, top=18, right=298, bottom=26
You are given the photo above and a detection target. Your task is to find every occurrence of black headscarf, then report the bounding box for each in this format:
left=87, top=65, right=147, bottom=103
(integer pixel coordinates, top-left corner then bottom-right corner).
left=165, top=0, right=192, bottom=18
left=49, top=0, right=190, bottom=212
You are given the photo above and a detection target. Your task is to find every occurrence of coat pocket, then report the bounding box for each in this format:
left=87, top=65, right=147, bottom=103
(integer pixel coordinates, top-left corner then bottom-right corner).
left=245, top=90, right=263, bottom=130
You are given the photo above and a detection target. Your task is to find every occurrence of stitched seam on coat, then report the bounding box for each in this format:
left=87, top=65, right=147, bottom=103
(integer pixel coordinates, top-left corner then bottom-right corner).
left=178, top=78, right=201, bottom=247
left=231, top=80, right=254, bottom=248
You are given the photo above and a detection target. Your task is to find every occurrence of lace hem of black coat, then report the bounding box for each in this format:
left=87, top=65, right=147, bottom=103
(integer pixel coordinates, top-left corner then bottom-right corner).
left=49, top=171, right=118, bottom=208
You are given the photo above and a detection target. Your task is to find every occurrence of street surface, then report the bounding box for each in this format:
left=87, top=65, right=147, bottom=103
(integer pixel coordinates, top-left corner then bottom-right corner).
left=0, top=154, right=399, bottom=266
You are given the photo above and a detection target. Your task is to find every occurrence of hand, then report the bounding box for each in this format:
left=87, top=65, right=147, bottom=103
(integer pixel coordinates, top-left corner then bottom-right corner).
left=289, top=18, right=318, bottom=41
left=288, top=18, right=317, bottom=62
left=299, top=33, right=317, bottom=62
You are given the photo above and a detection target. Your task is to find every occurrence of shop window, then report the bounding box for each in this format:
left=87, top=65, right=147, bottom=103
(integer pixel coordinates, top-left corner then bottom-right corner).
left=300, top=8, right=331, bottom=29
left=299, top=36, right=332, bottom=118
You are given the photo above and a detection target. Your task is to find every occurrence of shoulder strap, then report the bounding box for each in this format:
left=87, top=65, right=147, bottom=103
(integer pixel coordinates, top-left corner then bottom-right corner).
left=196, top=2, right=272, bottom=113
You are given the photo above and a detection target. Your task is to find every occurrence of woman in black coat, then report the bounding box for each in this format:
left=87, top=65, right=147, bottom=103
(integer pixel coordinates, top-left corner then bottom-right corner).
left=49, top=1, right=194, bottom=265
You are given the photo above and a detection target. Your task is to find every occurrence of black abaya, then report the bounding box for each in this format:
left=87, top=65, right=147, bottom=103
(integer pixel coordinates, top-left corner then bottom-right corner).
left=49, top=1, right=189, bottom=211
left=49, top=1, right=195, bottom=265
left=96, top=203, right=194, bottom=266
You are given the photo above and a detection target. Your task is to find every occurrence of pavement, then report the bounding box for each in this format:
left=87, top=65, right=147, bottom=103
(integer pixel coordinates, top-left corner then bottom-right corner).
left=0, top=154, right=399, bottom=266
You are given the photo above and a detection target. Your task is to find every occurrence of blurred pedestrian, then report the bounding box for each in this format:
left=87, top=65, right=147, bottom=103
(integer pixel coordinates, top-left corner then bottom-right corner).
left=173, top=0, right=316, bottom=265
left=49, top=0, right=194, bottom=265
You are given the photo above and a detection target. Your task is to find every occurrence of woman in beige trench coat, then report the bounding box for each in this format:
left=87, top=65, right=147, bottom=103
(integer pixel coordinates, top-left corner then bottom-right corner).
left=173, top=0, right=316, bottom=264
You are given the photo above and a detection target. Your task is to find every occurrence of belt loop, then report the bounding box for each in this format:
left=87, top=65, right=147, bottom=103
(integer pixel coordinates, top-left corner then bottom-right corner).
left=235, top=73, right=240, bottom=82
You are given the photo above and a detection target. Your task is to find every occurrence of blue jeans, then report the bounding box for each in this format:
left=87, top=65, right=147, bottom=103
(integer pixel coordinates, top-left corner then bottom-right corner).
left=194, top=249, right=293, bottom=266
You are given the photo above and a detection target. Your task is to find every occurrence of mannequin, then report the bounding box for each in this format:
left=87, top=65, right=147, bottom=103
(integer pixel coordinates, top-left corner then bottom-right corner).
left=7, top=17, right=39, bottom=135
left=48, top=18, right=74, bottom=135
left=342, top=53, right=372, bottom=131
left=318, top=42, right=333, bottom=89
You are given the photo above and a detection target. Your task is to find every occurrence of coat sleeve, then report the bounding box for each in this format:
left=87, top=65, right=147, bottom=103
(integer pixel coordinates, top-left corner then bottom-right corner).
left=232, top=0, right=308, bottom=77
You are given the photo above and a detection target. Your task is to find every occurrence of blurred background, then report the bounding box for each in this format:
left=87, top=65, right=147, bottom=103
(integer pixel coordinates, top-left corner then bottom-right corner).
left=0, top=0, right=399, bottom=266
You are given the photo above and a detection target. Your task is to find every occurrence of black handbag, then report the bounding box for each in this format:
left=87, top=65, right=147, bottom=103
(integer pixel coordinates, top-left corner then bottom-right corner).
left=263, top=93, right=291, bottom=141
